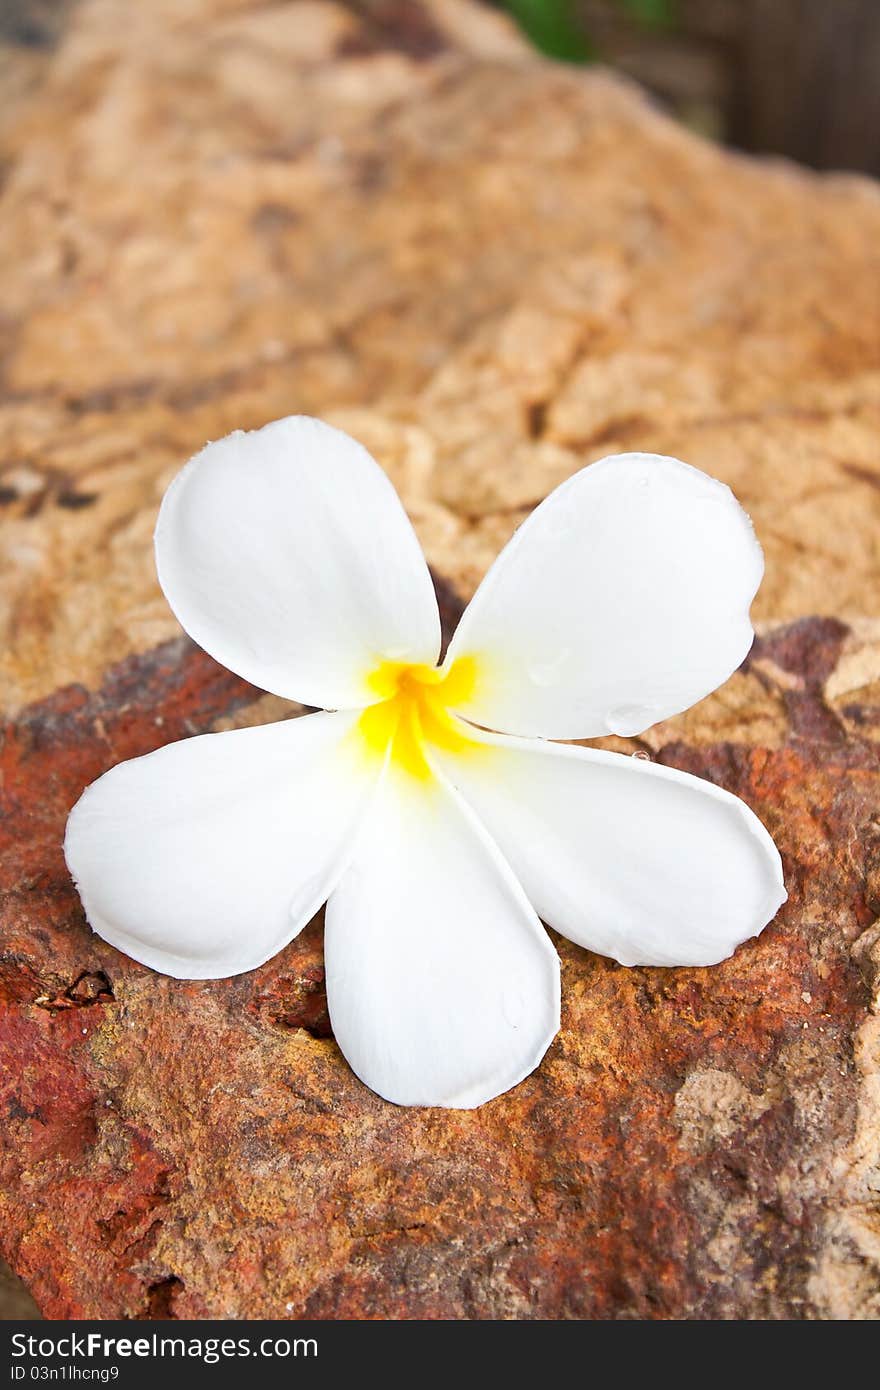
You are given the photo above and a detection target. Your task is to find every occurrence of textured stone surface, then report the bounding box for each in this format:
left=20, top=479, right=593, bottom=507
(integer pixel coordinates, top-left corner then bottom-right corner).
left=1, top=0, right=879, bottom=1320
left=0, top=1256, right=40, bottom=1320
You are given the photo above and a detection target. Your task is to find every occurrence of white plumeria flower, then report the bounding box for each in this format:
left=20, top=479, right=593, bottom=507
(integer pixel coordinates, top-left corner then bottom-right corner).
left=65, top=416, right=786, bottom=1109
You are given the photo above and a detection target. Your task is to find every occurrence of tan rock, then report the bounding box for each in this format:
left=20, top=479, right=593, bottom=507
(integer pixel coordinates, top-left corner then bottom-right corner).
left=2, top=0, right=880, bottom=713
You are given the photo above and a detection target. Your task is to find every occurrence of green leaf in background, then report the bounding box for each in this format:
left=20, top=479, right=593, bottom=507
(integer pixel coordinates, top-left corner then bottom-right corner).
left=501, top=0, right=678, bottom=64
left=618, top=0, right=675, bottom=29
left=503, top=0, right=594, bottom=63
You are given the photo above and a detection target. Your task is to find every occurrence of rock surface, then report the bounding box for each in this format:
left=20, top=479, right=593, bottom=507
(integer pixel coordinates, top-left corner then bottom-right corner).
left=1, top=0, right=879, bottom=1320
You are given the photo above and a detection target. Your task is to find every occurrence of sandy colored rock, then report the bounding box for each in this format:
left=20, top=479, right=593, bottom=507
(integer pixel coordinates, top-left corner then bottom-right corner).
left=1, top=0, right=879, bottom=1319
left=3, top=0, right=880, bottom=714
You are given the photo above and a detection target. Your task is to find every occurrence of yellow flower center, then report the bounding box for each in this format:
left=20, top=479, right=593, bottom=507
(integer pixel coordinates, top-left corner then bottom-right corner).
left=358, top=656, right=479, bottom=780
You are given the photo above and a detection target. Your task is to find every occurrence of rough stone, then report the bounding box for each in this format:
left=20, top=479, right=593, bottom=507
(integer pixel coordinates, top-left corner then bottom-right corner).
left=1, top=0, right=879, bottom=1319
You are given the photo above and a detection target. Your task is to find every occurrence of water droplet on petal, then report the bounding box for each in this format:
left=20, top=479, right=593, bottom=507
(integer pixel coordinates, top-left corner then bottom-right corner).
left=502, top=985, right=526, bottom=1029
left=528, top=648, right=571, bottom=688
left=606, top=703, right=654, bottom=737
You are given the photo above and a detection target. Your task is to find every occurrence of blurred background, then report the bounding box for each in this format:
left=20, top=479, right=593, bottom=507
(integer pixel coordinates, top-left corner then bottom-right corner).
left=4, top=0, right=880, bottom=173
left=500, top=0, right=880, bottom=173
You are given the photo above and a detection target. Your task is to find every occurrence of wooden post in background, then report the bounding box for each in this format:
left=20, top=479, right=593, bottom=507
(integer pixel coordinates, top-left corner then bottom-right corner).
left=731, top=0, right=880, bottom=174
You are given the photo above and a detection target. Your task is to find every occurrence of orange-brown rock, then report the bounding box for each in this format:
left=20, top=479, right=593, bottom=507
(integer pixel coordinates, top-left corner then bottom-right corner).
left=1, top=0, right=879, bottom=1319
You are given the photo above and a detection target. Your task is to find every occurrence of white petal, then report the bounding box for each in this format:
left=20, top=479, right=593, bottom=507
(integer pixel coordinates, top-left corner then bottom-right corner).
left=324, top=768, right=561, bottom=1107
left=156, top=416, right=440, bottom=708
left=445, top=453, right=764, bottom=738
left=65, top=711, right=375, bottom=979
left=431, top=731, right=786, bottom=967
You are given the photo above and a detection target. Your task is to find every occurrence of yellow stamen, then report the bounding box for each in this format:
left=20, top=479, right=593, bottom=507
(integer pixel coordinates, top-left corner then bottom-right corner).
left=357, top=655, right=482, bottom=780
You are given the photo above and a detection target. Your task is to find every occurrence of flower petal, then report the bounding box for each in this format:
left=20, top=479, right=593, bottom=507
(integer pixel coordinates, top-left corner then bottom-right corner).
left=324, top=768, right=561, bottom=1107
left=65, top=710, right=375, bottom=979
left=431, top=731, right=786, bottom=967
left=445, top=453, right=764, bottom=738
left=156, top=416, right=441, bottom=708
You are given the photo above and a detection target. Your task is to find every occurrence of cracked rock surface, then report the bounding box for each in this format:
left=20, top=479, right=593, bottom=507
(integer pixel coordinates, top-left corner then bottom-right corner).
left=1, top=0, right=879, bottom=1319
